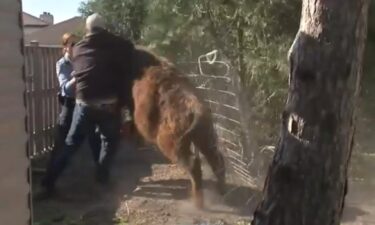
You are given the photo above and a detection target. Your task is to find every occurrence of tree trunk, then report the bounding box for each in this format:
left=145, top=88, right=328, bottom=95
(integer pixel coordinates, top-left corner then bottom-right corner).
left=251, top=1, right=370, bottom=225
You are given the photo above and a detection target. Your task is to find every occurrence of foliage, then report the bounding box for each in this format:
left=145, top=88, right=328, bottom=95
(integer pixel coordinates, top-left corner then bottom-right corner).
left=78, top=0, right=301, bottom=144
left=78, top=0, right=147, bottom=41
left=78, top=0, right=374, bottom=148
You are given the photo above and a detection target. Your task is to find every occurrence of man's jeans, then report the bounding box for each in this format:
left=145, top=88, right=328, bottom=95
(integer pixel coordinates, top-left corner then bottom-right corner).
left=45, top=97, right=101, bottom=175
left=42, top=101, right=121, bottom=189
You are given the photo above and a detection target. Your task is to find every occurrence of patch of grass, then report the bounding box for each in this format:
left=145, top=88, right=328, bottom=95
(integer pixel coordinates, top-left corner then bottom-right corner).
left=235, top=219, right=251, bottom=225
left=34, top=215, right=86, bottom=225
left=112, top=216, right=129, bottom=225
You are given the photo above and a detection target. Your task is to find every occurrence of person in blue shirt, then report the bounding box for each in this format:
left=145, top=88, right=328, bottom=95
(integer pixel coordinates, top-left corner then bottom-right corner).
left=54, top=33, right=81, bottom=148
left=41, top=33, right=102, bottom=192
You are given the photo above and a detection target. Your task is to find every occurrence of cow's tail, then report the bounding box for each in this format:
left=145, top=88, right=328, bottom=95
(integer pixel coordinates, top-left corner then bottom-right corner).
left=177, top=108, right=203, bottom=157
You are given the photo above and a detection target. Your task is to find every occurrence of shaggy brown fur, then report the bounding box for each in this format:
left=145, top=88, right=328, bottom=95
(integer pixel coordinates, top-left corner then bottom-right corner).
left=130, top=47, right=226, bottom=208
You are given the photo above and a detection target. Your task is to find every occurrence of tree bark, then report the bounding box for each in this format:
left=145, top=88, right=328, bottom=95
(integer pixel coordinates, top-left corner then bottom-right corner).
left=251, top=1, right=370, bottom=225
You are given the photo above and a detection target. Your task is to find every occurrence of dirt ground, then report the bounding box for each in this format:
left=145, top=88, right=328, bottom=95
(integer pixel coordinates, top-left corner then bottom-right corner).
left=32, top=140, right=375, bottom=225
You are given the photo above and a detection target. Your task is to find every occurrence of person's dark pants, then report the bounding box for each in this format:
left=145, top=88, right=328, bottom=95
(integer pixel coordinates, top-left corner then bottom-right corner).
left=45, top=97, right=101, bottom=175
left=42, top=101, right=121, bottom=190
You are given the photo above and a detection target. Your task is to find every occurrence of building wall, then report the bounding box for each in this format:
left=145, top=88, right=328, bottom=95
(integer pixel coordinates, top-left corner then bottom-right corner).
left=0, top=0, right=31, bottom=225
left=24, top=26, right=46, bottom=34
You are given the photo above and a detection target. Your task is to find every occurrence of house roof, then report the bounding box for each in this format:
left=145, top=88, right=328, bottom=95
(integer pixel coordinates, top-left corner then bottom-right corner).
left=24, top=16, right=85, bottom=46
left=22, top=12, right=48, bottom=27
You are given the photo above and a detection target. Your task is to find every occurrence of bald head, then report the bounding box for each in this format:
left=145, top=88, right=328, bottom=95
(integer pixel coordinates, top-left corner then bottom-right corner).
left=86, top=13, right=106, bottom=34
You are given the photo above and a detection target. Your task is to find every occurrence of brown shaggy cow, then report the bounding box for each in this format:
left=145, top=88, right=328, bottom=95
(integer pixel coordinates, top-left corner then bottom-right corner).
left=130, top=47, right=226, bottom=208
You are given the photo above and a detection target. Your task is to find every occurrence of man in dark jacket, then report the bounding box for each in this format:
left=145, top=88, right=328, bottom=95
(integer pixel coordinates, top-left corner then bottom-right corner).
left=40, top=13, right=135, bottom=196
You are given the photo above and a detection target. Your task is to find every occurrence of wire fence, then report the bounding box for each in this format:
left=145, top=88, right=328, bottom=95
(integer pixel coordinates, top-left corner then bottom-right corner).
left=178, top=50, right=263, bottom=186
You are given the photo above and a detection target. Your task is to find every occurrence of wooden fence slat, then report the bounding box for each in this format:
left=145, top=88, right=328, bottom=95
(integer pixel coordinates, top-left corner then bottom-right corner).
left=43, top=48, right=50, bottom=151
left=52, top=50, right=60, bottom=151
left=50, top=48, right=56, bottom=134
left=24, top=47, right=35, bottom=156
left=31, top=46, right=43, bottom=157
left=47, top=48, right=55, bottom=151
left=40, top=48, right=46, bottom=152
left=54, top=50, right=60, bottom=126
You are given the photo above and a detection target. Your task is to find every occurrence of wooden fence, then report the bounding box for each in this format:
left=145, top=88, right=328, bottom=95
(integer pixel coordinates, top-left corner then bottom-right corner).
left=24, top=43, right=62, bottom=159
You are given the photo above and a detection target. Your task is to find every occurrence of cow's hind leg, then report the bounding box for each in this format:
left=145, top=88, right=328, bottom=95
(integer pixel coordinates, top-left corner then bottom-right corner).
left=194, top=137, right=226, bottom=195
left=176, top=141, right=203, bottom=209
